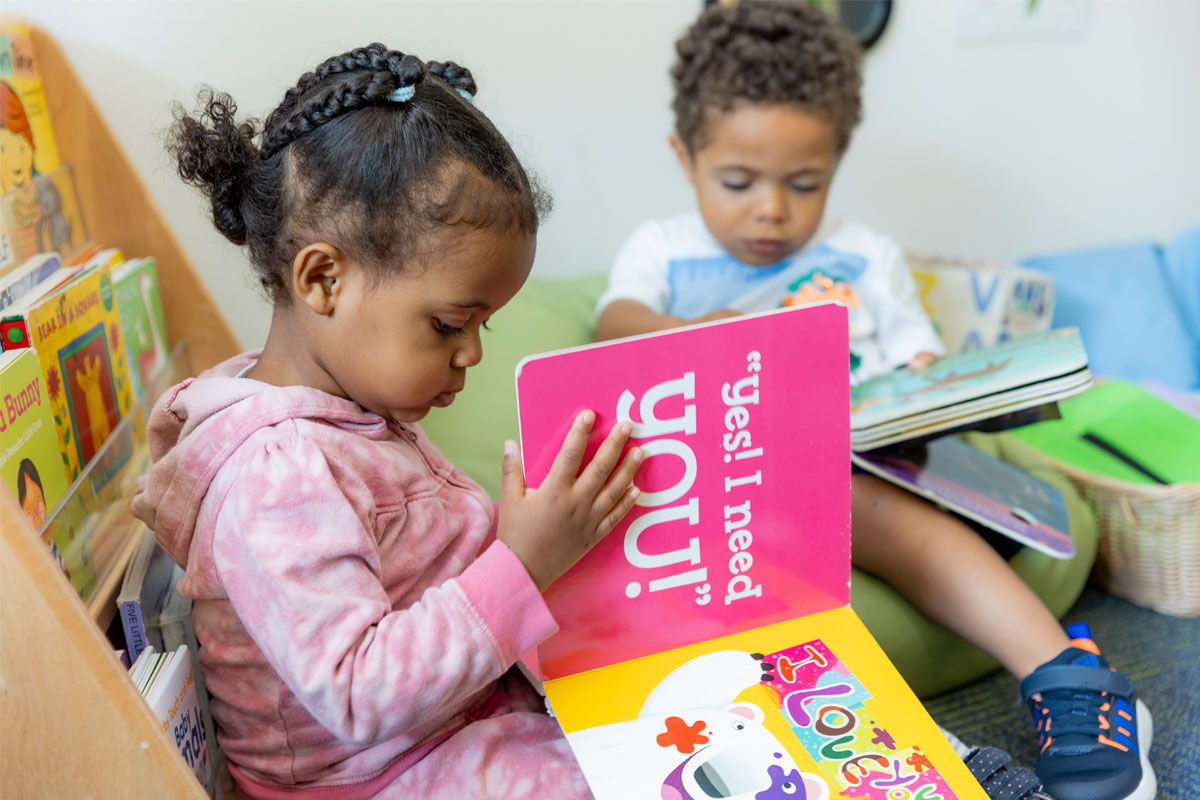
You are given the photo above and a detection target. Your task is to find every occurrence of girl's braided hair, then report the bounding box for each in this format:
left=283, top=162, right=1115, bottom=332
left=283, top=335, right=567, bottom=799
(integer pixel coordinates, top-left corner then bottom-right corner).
left=168, top=43, right=549, bottom=299
left=672, top=1, right=863, bottom=154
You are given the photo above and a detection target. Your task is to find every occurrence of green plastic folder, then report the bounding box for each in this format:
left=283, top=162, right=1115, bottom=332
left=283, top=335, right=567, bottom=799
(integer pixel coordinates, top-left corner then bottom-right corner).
left=1012, top=381, right=1200, bottom=485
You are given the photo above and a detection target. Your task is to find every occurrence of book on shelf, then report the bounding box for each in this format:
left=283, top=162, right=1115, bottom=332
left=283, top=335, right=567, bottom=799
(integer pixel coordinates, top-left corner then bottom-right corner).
left=515, top=304, right=986, bottom=800
left=129, top=645, right=213, bottom=788
left=119, top=527, right=221, bottom=780
left=0, top=164, right=89, bottom=269
left=0, top=249, right=121, bottom=352
left=37, top=342, right=190, bottom=612
left=0, top=252, right=69, bottom=311
left=0, top=347, right=71, bottom=568
left=11, top=260, right=135, bottom=485
left=155, top=557, right=224, bottom=794
left=113, top=257, right=170, bottom=399
left=0, top=256, right=80, bottom=348
left=0, top=22, right=62, bottom=275
left=116, top=526, right=177, bottom=663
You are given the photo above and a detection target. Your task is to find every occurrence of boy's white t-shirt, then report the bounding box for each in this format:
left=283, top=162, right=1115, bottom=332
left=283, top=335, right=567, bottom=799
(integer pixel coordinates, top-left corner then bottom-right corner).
left=596, top=212, right=945, bottom=382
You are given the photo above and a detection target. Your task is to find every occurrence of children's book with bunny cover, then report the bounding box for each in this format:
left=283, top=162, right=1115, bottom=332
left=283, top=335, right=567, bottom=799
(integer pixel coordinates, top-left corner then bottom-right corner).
left=515, top=304, right=986, bottom=800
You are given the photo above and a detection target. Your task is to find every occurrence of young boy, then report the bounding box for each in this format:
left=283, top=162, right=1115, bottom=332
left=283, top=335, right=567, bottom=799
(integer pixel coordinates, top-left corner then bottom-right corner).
left=596, top=4, right=1155, bottom=800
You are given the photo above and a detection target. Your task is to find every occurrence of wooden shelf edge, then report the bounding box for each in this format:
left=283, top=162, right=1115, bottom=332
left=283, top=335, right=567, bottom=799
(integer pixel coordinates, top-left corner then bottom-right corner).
left=2, top=485, right=207, bottom=798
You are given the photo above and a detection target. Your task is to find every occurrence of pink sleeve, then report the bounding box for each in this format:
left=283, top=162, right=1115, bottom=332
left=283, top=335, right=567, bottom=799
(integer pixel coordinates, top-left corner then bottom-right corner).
left=210, top=437, right=556, bottom=746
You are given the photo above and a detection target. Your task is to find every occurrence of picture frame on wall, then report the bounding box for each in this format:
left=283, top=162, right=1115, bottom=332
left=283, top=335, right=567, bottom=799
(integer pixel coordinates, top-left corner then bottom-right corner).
left=703, top=0, right=893, bottom=50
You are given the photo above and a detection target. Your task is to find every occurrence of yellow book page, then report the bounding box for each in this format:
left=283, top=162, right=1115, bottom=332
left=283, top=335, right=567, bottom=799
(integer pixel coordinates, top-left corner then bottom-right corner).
left=546, top=607, right=987, bottom=800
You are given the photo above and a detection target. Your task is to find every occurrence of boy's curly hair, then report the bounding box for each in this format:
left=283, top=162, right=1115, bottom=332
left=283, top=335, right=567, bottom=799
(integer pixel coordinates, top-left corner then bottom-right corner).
left=672, top=1, right=863, bottom=154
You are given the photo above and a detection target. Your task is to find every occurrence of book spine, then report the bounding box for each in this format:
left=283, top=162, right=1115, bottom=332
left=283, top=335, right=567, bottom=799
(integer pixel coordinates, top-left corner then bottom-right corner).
left=120, top=600, right=148, bottom=663
left=0, top=259, right=60, bottom=311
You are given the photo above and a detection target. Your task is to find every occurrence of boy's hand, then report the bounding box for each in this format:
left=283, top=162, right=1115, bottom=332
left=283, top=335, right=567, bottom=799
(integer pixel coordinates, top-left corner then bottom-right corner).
left=497, top=411, right=644, bottom=592
left=692, top=309, right=740, bottom=324
left=907, top=351, right=939, bottom=370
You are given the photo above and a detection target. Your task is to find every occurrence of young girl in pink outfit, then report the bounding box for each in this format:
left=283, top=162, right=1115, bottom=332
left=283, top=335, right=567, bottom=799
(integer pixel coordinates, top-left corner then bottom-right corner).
left=132, top=43, right=643, bottom=799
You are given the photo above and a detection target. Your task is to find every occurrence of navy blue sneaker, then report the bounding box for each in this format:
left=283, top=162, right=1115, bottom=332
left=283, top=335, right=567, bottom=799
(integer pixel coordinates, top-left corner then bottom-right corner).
left=963, top=746, right=1052, bottom=800
left=1020, top=622, right=1156, bottom=800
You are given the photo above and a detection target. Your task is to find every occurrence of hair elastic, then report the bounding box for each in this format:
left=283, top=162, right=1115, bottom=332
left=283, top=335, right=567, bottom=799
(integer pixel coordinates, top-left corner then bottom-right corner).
left=388, top=85, right=416, bottom=103
left=388, top=84, right=473, bottom=104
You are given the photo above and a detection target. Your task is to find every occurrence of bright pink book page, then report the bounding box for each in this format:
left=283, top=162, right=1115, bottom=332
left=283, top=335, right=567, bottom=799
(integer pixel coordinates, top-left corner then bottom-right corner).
left=516, top=303, right=851, bottom=680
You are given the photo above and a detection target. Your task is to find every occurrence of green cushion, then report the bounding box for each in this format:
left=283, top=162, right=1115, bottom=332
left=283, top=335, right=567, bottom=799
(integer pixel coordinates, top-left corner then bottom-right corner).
left=421, top=273, right=1098, bottom=698
left=421, top=274, right=608, bottom=498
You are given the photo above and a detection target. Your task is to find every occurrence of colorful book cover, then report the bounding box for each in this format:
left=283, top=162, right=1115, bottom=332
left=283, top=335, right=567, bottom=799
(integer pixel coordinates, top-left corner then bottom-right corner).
left=0, top=348, right=70, bottom=558
left=113, top=257, right=169, bottom=399
left=0, top=164, right=88, bottom=268
left=851, top=436, right=1074, bottom=558
left=850, top=329, right=1091, bottom=450
left=0, top=24, right=60, bottom=187
left=24, top=263, right=134, bottom=484
left=516, top=304, right=986, bottom=799
left=552, top=610, right=984, bottom=800
left=0, top=22, right=63, bottom=274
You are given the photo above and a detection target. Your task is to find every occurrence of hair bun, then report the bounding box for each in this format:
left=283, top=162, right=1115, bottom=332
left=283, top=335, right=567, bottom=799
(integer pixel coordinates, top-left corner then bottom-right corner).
left=168, top=89, right=257, bottom=245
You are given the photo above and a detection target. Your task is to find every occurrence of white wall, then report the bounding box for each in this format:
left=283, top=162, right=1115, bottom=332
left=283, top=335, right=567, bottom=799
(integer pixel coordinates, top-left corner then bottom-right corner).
left=11, top=0, right=1200, bottom=348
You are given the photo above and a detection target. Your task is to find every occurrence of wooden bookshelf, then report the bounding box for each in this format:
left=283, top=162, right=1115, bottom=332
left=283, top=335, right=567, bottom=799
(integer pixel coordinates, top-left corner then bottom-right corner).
left=0, top=20, right=239, bottom=799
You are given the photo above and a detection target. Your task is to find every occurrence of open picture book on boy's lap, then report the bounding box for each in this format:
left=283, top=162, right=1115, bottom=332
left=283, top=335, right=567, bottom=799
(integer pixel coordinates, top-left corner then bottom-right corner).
left=849, top=328, right=1092, bottom=451
left=516, top=305, right=987, bottom=800
left=847, top=331, right=1091, bottom=558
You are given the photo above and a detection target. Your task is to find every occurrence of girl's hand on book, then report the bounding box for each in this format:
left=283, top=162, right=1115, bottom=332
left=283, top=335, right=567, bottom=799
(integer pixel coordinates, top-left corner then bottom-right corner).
left=497, top=411, right=643, bottom=592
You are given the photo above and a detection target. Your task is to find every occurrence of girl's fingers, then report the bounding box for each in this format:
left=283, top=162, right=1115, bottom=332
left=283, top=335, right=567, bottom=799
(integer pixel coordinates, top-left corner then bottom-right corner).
left=592, top=484, right=641, bottom=544
left=577, top=420, right=633, bottom=494
left=545, top=410, right=595, bottom=487
left=592, top=447, right=643, bottom=520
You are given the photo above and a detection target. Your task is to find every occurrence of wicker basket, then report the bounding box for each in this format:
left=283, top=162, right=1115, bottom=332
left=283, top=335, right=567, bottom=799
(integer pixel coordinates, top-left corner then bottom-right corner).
left=1036, top=456, right=1200, bottom=617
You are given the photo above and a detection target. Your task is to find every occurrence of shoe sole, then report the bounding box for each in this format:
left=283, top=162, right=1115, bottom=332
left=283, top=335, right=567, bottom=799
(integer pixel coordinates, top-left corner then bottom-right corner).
left=1123, top=699, right=1157, bottom=800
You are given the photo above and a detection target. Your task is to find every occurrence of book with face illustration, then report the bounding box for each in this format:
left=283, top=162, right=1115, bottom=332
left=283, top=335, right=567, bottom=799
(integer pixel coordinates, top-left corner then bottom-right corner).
left=515, top=304, right=987, bottom=800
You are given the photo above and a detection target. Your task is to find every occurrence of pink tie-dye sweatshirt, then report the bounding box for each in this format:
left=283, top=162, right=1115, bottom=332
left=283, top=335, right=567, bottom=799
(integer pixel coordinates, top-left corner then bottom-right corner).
left=131, top=351, right=592, bottom=799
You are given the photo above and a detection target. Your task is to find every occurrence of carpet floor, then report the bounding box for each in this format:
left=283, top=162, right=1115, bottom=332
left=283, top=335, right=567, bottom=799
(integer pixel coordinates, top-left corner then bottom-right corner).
left=923, top=586, right=1200, bottom=798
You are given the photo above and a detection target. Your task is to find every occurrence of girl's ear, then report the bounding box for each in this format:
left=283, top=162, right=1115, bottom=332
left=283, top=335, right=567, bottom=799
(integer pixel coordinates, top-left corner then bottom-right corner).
left=292, top=243, right=346, bottom=316
left=668, top=132, right=697, bottom=185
